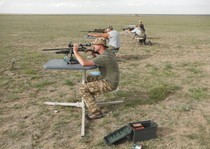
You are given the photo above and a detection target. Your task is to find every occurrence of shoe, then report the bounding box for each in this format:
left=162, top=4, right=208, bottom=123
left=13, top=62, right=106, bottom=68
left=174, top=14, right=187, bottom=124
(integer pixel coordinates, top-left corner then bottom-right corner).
left=148, top=41, right=152, bottom=45
left=85, top=111, right=104, bottom=120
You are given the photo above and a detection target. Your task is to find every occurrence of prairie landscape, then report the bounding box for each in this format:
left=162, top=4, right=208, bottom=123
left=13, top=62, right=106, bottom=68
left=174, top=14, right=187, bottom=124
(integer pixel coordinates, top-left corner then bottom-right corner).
left=0, top=14, right=210, bottom=149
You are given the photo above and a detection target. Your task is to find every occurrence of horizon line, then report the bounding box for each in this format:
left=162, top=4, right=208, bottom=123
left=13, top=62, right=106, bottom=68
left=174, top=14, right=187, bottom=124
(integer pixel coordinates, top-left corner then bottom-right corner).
left=0, top=13, right=210, bottom=16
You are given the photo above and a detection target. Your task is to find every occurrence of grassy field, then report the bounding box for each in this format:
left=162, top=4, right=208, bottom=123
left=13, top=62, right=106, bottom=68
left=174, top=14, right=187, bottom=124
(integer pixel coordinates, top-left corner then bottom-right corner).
left=0, top=14, right=210, bottom=149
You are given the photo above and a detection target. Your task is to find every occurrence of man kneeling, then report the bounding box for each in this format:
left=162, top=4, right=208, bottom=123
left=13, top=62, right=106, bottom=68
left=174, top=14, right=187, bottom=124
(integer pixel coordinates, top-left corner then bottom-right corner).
left=73, top=37, right=120, bottom=120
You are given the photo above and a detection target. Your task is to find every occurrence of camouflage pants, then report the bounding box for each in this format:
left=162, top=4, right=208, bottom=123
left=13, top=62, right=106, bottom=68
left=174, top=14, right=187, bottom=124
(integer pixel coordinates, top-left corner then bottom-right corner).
left=80, top=75, right=114, bottom=114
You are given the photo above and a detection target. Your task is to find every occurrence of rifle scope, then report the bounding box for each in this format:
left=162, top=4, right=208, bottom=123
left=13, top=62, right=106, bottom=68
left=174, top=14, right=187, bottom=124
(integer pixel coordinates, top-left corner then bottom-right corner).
left=68, top=42, right=91, bottom=47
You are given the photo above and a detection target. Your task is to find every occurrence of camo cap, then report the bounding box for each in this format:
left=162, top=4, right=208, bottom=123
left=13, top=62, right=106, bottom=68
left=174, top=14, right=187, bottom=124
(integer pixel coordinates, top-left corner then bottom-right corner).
left=92, top=37, right=108, bottom=47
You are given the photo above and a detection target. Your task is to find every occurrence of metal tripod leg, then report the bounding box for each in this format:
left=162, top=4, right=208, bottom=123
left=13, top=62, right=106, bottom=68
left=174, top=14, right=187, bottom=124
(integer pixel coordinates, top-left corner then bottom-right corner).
left=44, top=70, right=87, bottom=137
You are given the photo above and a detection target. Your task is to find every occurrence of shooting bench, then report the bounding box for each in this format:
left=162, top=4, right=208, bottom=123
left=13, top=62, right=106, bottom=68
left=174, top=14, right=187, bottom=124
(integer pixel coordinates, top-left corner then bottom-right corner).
left=43, top=59, right=123, bottom=137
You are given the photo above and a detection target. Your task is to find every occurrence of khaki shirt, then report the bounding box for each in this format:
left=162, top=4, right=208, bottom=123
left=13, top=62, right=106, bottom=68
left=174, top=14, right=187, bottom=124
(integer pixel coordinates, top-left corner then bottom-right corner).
left=93, top=50, right=119, bottom=89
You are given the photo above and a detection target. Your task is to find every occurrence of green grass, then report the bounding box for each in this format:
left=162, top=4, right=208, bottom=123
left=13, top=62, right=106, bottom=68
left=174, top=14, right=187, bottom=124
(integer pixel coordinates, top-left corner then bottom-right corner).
left=34, top=80, right=55, bottom=89
left=148, top=84, right=179, bottom=102
left=64, top=80, right=75, bottom=87
left=188, top=87, right=208, bottom=100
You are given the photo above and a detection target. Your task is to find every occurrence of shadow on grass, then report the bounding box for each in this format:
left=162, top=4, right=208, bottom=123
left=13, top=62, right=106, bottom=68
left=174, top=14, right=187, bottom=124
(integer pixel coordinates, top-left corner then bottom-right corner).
left=105, top=84, right=180, bottom=109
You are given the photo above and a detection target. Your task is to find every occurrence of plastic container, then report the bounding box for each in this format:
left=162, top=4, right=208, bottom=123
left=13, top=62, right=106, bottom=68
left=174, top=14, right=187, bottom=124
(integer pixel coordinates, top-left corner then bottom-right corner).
left=104, top=125, right=132, bottom=145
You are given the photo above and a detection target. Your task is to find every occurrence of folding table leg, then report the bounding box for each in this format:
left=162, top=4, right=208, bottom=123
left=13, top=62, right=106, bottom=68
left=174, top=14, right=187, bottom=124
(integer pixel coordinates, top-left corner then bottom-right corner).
left=81, top=99, right=85, bottom=137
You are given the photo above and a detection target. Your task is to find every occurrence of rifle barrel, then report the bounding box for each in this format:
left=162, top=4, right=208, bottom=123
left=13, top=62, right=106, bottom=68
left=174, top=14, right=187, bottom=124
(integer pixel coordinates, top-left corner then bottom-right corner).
left=43, top=48, right=71, bottom=51
left=80, top=31, right=89, bottom=32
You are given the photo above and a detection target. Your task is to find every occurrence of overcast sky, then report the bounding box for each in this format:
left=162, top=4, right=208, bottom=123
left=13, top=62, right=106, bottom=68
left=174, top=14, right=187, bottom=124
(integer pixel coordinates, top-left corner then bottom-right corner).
left=0, top=0, right=209, bottom=14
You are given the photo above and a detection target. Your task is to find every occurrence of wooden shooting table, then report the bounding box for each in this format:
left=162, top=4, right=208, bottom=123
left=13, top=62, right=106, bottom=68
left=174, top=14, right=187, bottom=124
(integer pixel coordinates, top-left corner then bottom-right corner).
left=43, top=59, right=123, bottom=137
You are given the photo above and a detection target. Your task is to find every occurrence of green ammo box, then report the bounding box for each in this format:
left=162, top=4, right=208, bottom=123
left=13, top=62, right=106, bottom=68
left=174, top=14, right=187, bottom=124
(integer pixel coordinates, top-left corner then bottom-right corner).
left=104, top=125, right=133, bottom=145
left=128, top=120, right=158, bottom=142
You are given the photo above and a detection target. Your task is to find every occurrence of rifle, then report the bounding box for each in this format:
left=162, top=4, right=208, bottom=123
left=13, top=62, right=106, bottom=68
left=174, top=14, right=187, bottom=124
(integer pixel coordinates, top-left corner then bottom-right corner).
left=81, top=28, right=107, bottom=39
left=122, top=25, right=135, bottom=31
left=43, top=42, right=94, bottom=64
left=81, top=28, right=106, bottom=33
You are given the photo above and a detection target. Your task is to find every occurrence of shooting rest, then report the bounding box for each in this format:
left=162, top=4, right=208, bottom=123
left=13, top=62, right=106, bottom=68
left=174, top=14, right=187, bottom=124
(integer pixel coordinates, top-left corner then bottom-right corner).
left=43, top=59, right=123, bottom=137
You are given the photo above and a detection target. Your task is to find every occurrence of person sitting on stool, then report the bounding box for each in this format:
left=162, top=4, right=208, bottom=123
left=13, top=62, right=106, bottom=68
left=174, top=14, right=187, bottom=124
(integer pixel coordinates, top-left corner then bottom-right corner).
left=131, top=24, right=147, bottom=45
left=73, top=37, right=120, bottom=120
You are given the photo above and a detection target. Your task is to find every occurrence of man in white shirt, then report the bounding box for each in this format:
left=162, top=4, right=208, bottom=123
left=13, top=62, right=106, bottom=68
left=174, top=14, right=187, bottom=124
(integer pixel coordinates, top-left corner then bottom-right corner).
left=88, top=25, right=120, bottom=53
left=131, top=26, right=142, bottom=36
